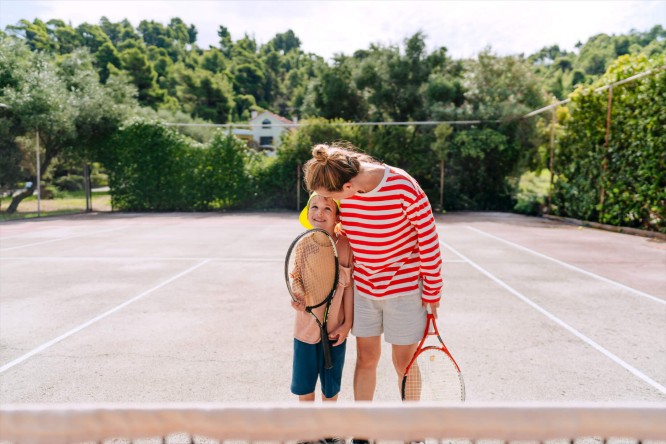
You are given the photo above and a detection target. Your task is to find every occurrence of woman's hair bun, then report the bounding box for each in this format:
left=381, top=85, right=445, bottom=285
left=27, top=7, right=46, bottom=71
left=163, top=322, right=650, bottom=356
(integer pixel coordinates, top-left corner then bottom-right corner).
left=312, top=144, right=329, bottom=163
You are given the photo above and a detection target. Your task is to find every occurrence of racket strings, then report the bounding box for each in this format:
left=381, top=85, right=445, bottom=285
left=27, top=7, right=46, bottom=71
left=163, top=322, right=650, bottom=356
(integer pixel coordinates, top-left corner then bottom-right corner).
left=403, top=348, right=465, bottom=402
left=288, top=232, right=337, bottom=307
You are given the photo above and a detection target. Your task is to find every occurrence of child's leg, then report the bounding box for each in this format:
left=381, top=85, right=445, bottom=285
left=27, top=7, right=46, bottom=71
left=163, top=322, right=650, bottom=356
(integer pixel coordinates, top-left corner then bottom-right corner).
left=320, top=340, right=347, bottom=400
left=291, top=339, right=320, bottom=399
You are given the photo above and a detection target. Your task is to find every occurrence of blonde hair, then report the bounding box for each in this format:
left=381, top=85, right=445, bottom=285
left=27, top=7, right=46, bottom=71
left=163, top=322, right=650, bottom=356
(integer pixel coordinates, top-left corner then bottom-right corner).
left=303, top=142, right=378, bottom=192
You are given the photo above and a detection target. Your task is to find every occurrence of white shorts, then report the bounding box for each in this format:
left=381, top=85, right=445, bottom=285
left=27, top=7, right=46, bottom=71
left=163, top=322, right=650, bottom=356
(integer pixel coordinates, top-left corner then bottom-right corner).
left=351, top=290, right=426, bottom=345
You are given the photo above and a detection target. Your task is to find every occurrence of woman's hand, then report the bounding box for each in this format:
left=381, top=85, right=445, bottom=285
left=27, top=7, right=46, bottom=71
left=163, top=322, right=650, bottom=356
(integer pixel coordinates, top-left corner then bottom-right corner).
left=423, top=301, right=440, bottom=318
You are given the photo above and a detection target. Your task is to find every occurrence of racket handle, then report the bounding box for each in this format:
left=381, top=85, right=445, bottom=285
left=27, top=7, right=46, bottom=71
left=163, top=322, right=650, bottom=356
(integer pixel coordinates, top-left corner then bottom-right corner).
left=321, top=330, right=334, bottom=370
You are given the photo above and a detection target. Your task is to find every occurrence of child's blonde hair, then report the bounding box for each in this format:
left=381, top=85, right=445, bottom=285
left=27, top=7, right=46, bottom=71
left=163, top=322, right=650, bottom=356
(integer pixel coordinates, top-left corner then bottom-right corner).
left=303, top=142, right=378, bottom=193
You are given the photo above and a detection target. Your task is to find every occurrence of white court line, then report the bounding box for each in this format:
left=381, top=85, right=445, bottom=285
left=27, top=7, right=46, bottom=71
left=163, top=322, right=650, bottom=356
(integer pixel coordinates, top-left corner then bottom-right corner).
left=0, top=224, right=107, bottom=240
left=0, top=255, right=468, bottom=264
left=465, top=226, right=665, bottom=305
left=0, top=256, right=284, bottom=262
left=440, top=240, right=666, bottom=395
left=0, top=226, right=128, bottom=252
left=0, top=260, right=210, bottom=374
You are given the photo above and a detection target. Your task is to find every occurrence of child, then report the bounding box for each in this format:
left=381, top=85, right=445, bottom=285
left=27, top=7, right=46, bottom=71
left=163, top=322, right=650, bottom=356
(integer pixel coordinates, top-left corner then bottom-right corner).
left=291, top=193, right=354, bottom=405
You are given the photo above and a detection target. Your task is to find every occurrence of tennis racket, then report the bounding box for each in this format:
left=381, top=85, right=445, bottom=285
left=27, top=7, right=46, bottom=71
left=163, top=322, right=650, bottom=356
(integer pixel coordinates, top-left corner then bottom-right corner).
left=401, top=305, right=465, bottom=401
left=285, top=228, right=339, bottom=369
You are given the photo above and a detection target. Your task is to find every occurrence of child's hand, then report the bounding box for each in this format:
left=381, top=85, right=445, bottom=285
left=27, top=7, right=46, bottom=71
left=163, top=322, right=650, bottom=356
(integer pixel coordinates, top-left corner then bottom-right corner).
left=330, top=323, right=351, bottom=346
left=291, top=296, right=306, bottom=312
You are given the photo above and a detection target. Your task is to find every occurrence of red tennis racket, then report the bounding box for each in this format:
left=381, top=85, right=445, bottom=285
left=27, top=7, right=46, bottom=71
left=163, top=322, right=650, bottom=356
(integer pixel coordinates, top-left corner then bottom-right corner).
left=285, top=228, right=339, bottom=369
left=401, top=305, right=465, bottom=401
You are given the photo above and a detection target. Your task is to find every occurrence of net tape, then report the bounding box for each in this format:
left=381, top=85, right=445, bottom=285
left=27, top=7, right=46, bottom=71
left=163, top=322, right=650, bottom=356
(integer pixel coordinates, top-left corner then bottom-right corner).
left=1, top=402, right=665, bottom=444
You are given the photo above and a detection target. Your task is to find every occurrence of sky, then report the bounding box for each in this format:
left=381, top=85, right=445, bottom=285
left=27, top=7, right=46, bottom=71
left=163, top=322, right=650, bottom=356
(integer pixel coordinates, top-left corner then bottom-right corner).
left=1, top=0, right=665, bottom=60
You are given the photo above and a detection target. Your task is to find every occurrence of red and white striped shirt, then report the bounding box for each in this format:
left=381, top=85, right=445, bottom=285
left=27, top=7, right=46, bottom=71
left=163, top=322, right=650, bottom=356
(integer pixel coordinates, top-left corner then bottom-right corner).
left=340, top=165, right=443, bottom=302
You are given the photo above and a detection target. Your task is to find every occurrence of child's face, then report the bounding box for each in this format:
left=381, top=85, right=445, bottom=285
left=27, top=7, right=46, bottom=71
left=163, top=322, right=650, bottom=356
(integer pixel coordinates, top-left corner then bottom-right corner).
left=307, top=195, right=339, bottom=234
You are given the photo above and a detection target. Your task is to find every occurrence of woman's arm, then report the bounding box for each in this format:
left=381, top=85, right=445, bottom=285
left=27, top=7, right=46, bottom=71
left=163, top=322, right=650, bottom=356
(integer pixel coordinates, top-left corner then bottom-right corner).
left=404, top=188, right=443, bottom=303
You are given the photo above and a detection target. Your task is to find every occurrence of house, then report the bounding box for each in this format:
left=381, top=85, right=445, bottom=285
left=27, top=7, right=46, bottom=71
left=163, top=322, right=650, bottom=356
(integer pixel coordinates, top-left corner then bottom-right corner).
left=232, top=128, right=254, bottom=145
left=248, top=110, right=296, bottom=155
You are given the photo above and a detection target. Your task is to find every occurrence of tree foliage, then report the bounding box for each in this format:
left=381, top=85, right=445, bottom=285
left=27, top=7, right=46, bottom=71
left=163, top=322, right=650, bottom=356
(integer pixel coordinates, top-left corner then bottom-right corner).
left=0, top=36, right=137, bottom=212
left=552, top=54, right=666, bottom=232
left=98, top=119, right=254, bottom=210
left=2, top=18, right=663, bottom=232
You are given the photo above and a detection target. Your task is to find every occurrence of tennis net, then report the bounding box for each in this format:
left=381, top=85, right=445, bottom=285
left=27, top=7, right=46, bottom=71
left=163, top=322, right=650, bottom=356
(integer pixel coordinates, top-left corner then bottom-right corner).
left=1, top=402, right=665, bottom=444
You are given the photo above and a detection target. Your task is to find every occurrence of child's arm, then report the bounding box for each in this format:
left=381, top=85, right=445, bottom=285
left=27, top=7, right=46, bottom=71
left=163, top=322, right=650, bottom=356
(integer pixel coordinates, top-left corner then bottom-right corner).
left=291, top=299, right=306, bottom=312
left=331, top=283, right=353, bottom=346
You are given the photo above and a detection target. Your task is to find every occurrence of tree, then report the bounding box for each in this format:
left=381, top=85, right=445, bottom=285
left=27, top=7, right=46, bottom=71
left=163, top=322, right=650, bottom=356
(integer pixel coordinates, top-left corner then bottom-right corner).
left=268, top=29, right=301, bottom=54
left=354, top=32, right=435, bottom=122
left=0, top=37, right=136, bottom=213
left=46, top=19, right=82, bottom=54
left=431, top=124, right=453, bottom=210
left=77, top=22, right=112, bottom=53
left=120, top=47, right=165, bottom=107
left=96, top=41, right=121, bottom=83
left=6, top=19, right=56, bottom=51
left=553, top=54, right=666, bottom=231
left=302, top=58, right=367, bottom=121
left=137, top=20, right=168, bottom=48
left=0, top=111, right=24, bottom=198
left=217, top=25, right=233, bottom=57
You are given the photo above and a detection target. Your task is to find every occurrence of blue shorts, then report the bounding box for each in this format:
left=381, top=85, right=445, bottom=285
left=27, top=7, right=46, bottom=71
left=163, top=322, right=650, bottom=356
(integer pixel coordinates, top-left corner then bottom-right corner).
left=291, top=338, right=347, bottom=399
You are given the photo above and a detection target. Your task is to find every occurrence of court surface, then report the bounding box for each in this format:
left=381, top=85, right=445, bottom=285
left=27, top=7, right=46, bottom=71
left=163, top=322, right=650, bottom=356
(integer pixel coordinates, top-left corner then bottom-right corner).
left=1, top=211, right=664, bottom=404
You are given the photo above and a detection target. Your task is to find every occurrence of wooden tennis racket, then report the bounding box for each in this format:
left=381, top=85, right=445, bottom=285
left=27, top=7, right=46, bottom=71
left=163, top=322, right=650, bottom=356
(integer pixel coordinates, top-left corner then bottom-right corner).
left=285, top=228, right=339, bottom=369
left=401, top=305, right=465, bottom=401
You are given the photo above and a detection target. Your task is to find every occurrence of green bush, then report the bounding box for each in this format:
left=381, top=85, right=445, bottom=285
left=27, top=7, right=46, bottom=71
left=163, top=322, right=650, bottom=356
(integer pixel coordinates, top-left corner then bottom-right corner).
left=553, top=54, right=665, bottom=232
left=514, top=169, right=551, bottom=215
left=54, top=175, right=85, bottom=192
left=98, top=119, right=254, bottom=211
left=90, top=172, right=109, bottom=188
left=39, top=185, right=57, bottom=199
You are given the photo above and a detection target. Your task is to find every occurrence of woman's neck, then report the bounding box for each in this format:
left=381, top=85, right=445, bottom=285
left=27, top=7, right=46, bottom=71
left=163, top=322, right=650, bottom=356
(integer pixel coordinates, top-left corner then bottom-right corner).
left=354, top=162, right=385, bottom=193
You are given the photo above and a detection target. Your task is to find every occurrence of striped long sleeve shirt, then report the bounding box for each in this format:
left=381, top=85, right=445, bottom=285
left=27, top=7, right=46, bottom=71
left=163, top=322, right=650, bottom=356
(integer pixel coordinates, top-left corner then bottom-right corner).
left=340, top=165, right=443, bottom=302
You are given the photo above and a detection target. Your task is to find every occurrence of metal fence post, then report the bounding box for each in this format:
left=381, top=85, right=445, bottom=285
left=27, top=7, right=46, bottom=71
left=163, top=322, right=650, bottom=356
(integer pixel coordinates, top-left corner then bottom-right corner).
left=547, top=105, right=557, bottom=212
left=599, top=86, right=613, bottom=222
left=36, top=130, right=41, bottom=217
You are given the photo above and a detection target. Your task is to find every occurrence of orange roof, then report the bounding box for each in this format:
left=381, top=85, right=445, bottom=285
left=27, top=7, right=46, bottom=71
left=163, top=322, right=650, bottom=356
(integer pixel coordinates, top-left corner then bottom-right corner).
left=250, top=110, right=293, bottom=125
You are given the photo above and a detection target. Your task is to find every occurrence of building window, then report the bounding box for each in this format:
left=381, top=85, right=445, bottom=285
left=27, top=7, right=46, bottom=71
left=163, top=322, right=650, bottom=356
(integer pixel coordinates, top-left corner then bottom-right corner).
left=262, top=119, right=271, bottom=129
left=260, top=136, right=274, bottom=146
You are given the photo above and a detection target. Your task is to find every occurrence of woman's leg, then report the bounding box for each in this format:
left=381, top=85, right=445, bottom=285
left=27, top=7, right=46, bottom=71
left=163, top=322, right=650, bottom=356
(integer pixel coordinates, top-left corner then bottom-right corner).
left=392, top=342, right=419, bottom=395
left=354, top=336, right=382, bottom=400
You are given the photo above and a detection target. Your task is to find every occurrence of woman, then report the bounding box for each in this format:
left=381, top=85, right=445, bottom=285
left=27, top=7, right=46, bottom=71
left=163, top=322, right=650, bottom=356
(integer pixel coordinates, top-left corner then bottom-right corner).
left=302, top=142, right=443, bottom=409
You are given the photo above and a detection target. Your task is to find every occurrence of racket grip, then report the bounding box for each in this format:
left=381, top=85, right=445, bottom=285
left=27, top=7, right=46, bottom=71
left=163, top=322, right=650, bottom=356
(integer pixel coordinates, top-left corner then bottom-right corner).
left=321, top=331, right=334, bottom=370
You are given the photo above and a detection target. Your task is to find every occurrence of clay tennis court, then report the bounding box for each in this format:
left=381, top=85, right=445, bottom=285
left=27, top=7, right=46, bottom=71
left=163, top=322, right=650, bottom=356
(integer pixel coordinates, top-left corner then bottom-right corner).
left=1, top=212, right=664, bottom=403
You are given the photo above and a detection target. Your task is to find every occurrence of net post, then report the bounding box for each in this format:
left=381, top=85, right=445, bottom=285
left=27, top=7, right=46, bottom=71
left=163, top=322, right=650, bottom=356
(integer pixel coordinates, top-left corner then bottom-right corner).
left=84, top=163, right=92, bottom=212
left=35, top=130, right=41, bottom=217
left=297, top=162, right=302, bottom=211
